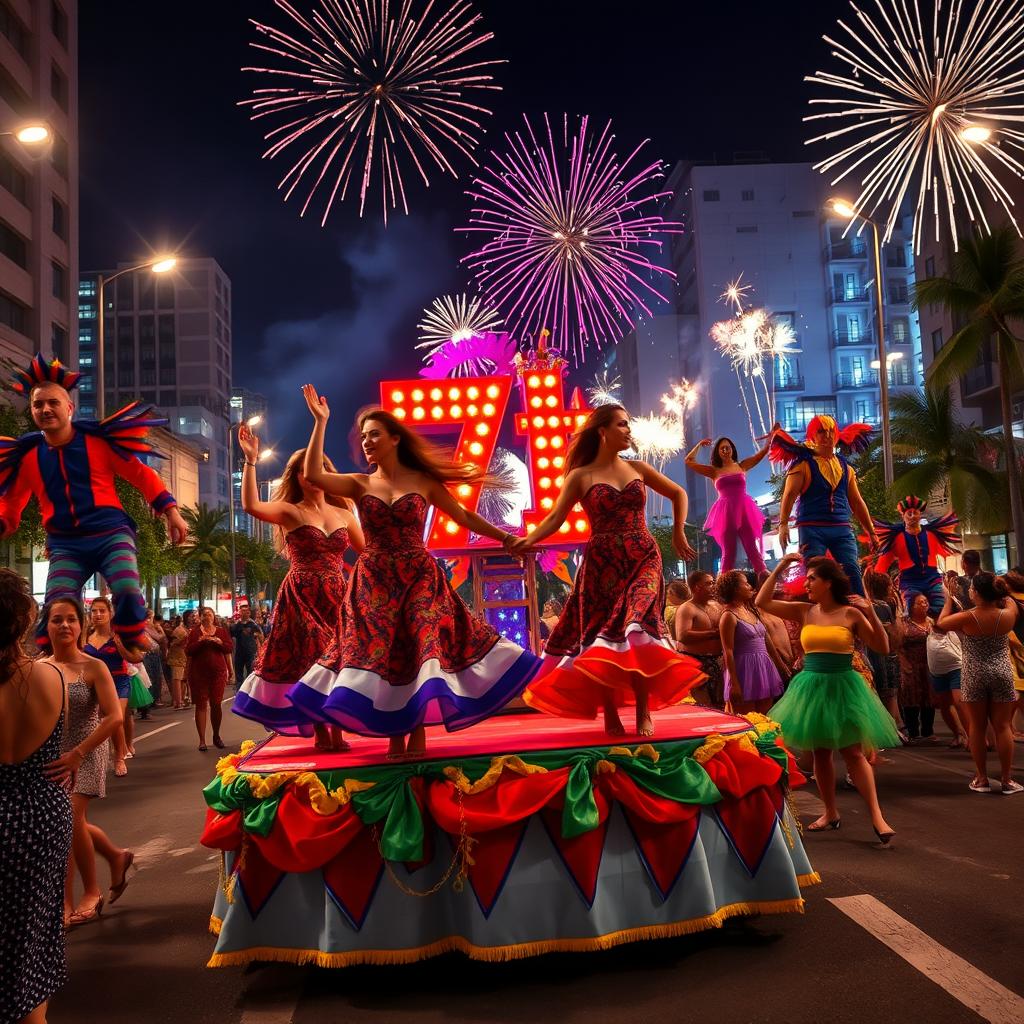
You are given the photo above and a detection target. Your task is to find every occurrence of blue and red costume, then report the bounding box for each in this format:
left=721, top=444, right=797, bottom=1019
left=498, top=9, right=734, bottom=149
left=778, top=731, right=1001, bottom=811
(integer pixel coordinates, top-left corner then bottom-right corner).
left=873, top=497, right=961, bottom=617
left=1, top=356, right=176, bottom=648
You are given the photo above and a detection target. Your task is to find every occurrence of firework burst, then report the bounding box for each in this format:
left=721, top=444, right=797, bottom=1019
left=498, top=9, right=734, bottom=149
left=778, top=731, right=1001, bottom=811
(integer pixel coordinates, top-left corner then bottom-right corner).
left=416, top=293, right=503, bottom=349
left=586, top=370, right=623, bottom=407
left=805, top=0, right=1024, bottom=250
left=628, top=414, right=684, bottom=464
left=242, top=0, right=503, bottom=225
left=461, top=113, right=683, bottom=364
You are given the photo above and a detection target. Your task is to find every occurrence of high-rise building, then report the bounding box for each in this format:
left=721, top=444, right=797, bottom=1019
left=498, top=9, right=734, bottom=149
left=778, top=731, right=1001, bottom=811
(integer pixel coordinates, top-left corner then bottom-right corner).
left=0, top=0, right=78, bottom=368
left=78, top=256, right=233, bottom=511
left=230, top=386, right=269, bottom=538
left=615, top=160, right=923, bottom=530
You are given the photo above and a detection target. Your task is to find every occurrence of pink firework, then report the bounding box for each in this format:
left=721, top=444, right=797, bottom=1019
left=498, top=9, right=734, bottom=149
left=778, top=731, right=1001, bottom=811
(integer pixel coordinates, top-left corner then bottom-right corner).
left=241, top=0, right=503, bottom=225
left=461, top=113, right=683, bottom=364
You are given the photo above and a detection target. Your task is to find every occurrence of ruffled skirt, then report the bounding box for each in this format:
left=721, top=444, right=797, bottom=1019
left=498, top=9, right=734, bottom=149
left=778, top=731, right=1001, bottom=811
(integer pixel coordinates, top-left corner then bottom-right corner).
left=769, top=653, right=900, bottom=752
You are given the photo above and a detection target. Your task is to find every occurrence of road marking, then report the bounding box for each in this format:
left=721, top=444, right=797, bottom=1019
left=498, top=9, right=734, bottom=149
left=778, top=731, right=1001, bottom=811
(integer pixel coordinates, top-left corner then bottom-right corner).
left=133, top=721, right=181, bottom=742
left=169, top=846, right=196, bottom=857
left=899, top=749, right=975, bottom=780
left=829, top=894, right=1024, bottom=1024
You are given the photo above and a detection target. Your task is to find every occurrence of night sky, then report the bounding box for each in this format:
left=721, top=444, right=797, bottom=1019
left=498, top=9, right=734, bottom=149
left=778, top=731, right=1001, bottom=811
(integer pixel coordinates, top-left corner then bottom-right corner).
left=79, top=0, right=849, bottom=463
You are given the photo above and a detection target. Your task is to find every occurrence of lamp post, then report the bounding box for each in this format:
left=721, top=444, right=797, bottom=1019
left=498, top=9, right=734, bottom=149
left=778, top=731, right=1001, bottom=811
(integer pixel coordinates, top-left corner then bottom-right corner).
left=227, top=414, right=271, bottom=615
left=94, top=257, right=177, bottom=419
left=830, top=200, right=893, bottom=488
left=1, top=122, right=50, bottom=146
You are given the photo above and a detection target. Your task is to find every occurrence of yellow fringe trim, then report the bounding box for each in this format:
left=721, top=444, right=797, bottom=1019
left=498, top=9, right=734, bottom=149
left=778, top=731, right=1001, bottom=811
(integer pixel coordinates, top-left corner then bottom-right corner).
left=206, top=896, right=807, bottom=968
left=595, top=759, right=617, bottom=775
left=741, top=711, right=782, bottom=734
left=797, top=871, right=822, bottom=888
left=216, top=740, right=258, bottom=788
left=607, top=743, right=660, bottom=763
left=692, top=731, right=759, bottom=765
left=294, top=772, right=377, bottom=815
left=444, top=754, right=548, bottom=795
left=209, top=915, right=223, bottom=936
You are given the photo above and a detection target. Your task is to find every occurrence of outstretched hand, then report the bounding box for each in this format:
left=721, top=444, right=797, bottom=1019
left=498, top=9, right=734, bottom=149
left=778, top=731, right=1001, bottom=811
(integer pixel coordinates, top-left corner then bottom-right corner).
left=302, top=383, right=330, bottom=423
left=238, top=423, right=260, bottom=462
left=165, top=507, right=188, bottom=545
left=777, top=552, right=803, bottom=571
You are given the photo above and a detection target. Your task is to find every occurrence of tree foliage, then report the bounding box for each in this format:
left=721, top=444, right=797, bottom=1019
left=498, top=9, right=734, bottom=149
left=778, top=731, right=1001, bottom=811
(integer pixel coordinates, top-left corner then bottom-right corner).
left=180, top=504, right=229, bottom=603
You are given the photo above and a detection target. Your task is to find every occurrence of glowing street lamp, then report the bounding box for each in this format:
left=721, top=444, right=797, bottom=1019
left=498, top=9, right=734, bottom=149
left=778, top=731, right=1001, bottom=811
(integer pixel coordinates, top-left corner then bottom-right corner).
left=14, top=123, right=49, bottom=145
left=95, top=255, right=178, bottom=418
left=828, top=198, right=894, bottom=488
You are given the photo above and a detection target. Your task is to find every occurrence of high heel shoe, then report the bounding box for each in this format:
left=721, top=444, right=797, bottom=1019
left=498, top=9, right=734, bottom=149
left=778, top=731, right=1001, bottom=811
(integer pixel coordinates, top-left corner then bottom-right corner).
left=806, top=817, right=841, bottom=832
left=69, top=894, right=104, bottom=926
left=873, top=827, right=896, bottom=846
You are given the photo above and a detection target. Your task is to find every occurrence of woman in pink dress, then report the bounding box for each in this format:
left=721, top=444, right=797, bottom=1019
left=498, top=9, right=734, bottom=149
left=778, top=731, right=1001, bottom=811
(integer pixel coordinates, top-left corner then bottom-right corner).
left=287, top=387, right=539, bottom=760
left=232, top=426, right=364, bottom=751
left=685, top=430, right=778, bottom=574
left=510, top=405, right=705, bottom=737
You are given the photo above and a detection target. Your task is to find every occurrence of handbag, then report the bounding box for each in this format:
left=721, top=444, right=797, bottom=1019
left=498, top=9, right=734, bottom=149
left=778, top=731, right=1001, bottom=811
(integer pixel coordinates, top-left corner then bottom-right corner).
left=926, top=629, right=962, bottom=675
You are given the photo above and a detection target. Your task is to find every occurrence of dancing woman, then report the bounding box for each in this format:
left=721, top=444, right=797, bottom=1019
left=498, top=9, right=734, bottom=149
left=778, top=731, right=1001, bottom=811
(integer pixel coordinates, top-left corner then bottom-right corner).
left=287, top=386, right=538, bottom=759
left=232, top=425, right=364, bottom=750
left=756, top=554, right=899, bottom=843
left=510, top=405, right=704, bottom=737
left=685, top=430, right=777, bottom=574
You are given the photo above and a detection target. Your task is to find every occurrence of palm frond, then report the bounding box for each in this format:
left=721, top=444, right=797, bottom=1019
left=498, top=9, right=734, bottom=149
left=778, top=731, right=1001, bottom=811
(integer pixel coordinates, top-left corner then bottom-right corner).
left=926, top=319, right=995, bottom=394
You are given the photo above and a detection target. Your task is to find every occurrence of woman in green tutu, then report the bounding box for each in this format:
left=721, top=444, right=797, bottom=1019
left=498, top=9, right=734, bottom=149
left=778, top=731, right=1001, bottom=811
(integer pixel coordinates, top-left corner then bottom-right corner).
left=756, top=554, right=898, bottom=844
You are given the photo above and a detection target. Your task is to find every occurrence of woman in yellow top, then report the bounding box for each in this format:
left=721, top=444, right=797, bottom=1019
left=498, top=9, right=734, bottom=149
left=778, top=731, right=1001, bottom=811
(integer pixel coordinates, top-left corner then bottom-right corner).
left=756, top=553, right=899, bottom=844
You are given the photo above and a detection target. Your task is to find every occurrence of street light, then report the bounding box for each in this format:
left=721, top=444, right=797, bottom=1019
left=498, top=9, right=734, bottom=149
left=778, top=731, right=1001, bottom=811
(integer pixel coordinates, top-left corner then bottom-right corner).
left=95, top=256, right=177, bottom=418
left=227, top=415, right=271, bottom=615
left=829, top=198, right=894, bottom=488
left=11, top=123, right=49, bottom=145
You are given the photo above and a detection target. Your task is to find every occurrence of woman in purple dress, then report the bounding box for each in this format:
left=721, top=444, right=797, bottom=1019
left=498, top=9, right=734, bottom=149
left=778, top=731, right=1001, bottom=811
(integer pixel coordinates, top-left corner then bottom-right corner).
left=287, top=386, right=539, bottom=760
left=685, top=429, right=778, bottom=574
left=232, top=426, right=364, bottom=751
left=717, top=570, right=787, bottom=714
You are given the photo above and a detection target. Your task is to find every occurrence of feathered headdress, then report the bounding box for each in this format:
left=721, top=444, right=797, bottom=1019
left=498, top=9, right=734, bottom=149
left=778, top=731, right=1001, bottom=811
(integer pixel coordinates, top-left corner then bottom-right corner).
left=9, top=353, right=80, bottom=396
left=769, top=416, right=873, bottom=466
left=896, top=494, right=927, bottom=514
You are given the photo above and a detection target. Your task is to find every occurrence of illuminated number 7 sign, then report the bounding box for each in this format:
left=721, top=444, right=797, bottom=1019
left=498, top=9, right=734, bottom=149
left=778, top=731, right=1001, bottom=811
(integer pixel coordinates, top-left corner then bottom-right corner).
left=378, top=377, right=512, bottom=552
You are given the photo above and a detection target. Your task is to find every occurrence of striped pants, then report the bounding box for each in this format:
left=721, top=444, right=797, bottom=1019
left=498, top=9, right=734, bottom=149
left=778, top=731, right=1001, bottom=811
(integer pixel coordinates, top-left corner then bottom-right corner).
left=37, top=527, right=147, bottom=647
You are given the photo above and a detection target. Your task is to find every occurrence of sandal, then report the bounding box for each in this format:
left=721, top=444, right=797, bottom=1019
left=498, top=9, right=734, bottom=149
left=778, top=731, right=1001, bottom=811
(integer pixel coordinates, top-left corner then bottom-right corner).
left=212, top=736, right=226, bottom=750
left=109, top=850, right=135, bottom=904
left=114, top=760, right=128, bottom=777
left=198, top=744, right=208, bottom=752
left=69, top=895, right=104, bottom=926
left=968, top=779, right=991, bottom=793
left=999, top=780, right=1024, bottom=796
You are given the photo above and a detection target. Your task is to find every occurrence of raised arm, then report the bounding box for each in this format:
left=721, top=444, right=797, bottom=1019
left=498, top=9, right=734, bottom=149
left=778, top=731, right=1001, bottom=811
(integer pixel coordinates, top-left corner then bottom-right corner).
left=755, top=553, right=808, bottom=622
left=0, top=463, right=35, bottom=538
left=739, top=424, right=780, bottom=472
left=848, top=597, right=889, bottom=654
left=936, top=577, right=977, bottom=633
left=427, top=479, right=514, bottom=546
left=237, top=425, right=302, bottom=528
left=684, top=439, right=717, bottom=480
left=634, top=461, right=696, bottom=561
left=301, top=385, right=361, bottom=499
left=509, top=470, right=586, bottom=551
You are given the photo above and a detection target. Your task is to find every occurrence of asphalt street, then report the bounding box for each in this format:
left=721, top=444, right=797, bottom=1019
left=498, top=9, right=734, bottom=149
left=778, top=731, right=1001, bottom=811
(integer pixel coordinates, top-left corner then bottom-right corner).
left=50, top=701, right=1024, bottom=1024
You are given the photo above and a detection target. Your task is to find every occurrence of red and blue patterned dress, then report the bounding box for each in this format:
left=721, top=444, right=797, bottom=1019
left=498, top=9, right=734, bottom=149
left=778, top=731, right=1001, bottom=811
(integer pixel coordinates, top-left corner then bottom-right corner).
left=524, top=478, right=705, bottom=718
left=288, top=492, right=539, bottom=736
left=233, top=525, right=351, bottom=735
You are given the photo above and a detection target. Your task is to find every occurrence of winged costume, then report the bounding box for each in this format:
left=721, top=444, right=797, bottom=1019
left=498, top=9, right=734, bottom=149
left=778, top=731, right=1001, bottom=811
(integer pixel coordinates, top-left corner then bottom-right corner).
left=770, top=415, right=873, bottom=595
left=1, top=355, right=177, bottom=648
left=873, top=495, right=961, bottom=616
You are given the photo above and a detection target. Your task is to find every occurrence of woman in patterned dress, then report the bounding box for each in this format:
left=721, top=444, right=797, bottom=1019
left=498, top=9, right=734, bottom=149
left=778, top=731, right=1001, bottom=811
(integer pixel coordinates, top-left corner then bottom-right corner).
left=287, top=387, right=539, bottom=760
left=510, top=405, right=704, bottom=737
left=0, top=569, right=72, bottom=1024
left=232, top=427, right=364, bottom=751
left=42, top=597, right=129, bottom=927
left=898, top=593, right=937, bottom=743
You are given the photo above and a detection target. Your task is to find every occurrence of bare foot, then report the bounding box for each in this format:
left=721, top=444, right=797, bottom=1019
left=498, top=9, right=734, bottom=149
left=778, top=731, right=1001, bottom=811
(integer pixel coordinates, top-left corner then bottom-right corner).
left=603, top=708, right=626, bottom=736
left=635, top=712, right=654, bottom=737
left=386, top=736, right=406, bottom=760
left=405, top=725, right=427, bottom=759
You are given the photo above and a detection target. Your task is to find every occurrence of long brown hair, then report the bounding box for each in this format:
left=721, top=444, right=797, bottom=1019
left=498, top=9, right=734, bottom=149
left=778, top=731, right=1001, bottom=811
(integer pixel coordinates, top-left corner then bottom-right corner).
left=271, top=448, right=354, bottom=552
left=0, top=569, right=35, bottom=683
left=806, top=556, right=851, bottom=605
left=353, top=408, right=500, bottom=487
left=710, top=437, right=739, bottom=468
left=564, top=405, right=626, bottom=474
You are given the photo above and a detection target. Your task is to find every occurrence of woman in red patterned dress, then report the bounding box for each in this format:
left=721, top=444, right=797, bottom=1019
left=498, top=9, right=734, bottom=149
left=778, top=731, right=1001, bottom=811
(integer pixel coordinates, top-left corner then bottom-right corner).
left=286, top=387, right=540, bottom=759
left=510, top=405, right=705, bottom=736
left=231, top=426, right=364, bottom=750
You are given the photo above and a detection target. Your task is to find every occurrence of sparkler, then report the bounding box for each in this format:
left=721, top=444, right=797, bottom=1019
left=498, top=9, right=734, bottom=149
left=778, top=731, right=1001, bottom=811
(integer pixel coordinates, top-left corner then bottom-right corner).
left=586, top=370, right=623, bottom=407
left=478, top=447, right=529, bottom=528
left=242, top=0, right=503, bottom=225
left=461, top=113, right=683, bottom=364
left=805, top=0, right=1024, bottom=251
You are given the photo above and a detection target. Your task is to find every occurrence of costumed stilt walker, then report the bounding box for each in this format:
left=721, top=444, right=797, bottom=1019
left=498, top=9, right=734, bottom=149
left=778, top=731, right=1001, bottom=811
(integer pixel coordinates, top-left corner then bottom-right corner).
left=511, top=405, right=706, bottom=736
left=286, top=387, right=539, bottom=759
left=684, top=429, right=778, bottom=574
left=0, top=356, right=187, bottom=650
left=872, top=495, right=961, bottom=617
left=772, top=415, right=877, bottom=596
left=232, top=426, right=364, bottom=750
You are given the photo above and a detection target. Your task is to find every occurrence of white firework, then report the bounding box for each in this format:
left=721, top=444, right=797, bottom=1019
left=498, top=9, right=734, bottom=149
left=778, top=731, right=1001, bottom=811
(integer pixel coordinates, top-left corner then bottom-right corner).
left=660, top=379, right=699, bottom=422
left=628, top=414, right=684, bottom=464
left=416, top=293, right=504, bottom=350
left=586, top=370, right=623, bottom=407
left=478, top=447, right=529, bottom=528
left=805, top=0, right=1024, bottom=251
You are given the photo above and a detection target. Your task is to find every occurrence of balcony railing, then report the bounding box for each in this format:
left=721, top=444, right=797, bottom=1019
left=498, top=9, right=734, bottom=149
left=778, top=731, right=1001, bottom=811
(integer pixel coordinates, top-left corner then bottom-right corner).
left=825, top=240, right=868, bottom=261
left=835, top=372, right=878, bottom=390
left=773, top=376, right=805, bottom=392
left=888, top=366, right=917, bottom=387
left=832, top=329, right=874, bottom=346
left=829, top=287, right=871, bottom=304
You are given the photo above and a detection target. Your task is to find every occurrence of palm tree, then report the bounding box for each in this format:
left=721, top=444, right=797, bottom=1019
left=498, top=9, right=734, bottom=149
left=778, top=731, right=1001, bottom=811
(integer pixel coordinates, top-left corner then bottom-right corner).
left=914, top=225, right=1024, bottom=556
left=888, top=390, right=1007, bottom=533
left=181, top=504, right=230, bottom=604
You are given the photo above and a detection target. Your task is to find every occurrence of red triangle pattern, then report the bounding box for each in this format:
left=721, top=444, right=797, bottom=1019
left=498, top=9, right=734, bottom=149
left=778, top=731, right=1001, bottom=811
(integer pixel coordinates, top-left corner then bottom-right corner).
left=714, top=787, right=781, bottom=877
left=621, top=807, right=701, bottom=901
left=463, top=821, right=530, bottom=918
left=237, top=839, right=286, bottom=920
left=540, top=794, right=611, bottom=908
left=322, top=821, right=385, bottom=931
